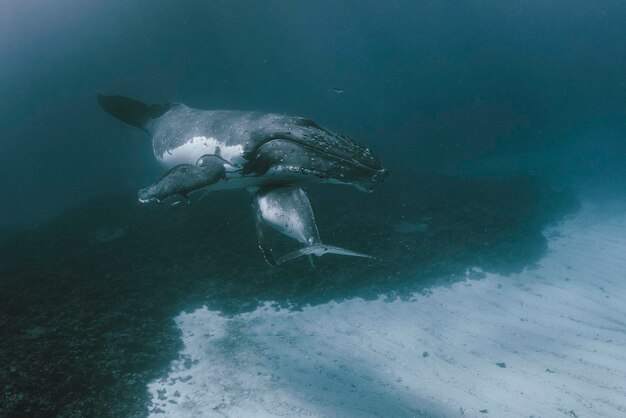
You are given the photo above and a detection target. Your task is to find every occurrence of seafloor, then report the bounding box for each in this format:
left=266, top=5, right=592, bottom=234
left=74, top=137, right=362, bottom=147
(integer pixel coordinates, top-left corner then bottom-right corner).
left=152, top=202, right=626, bottom=417
left=0, top=171, right=578, bottom=417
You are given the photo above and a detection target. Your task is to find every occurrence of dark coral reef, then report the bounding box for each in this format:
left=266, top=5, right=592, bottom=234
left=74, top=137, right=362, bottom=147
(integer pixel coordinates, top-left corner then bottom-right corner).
left=0, top=172, right=577, bottom=417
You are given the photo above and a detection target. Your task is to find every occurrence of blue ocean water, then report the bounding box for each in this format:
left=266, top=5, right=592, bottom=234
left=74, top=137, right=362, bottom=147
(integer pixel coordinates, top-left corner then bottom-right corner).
left=1, top=2, right=625, bottom=417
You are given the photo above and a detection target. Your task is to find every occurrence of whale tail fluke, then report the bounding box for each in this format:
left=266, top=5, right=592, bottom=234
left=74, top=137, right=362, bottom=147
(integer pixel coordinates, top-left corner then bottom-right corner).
left=275, top=244, right=376, bottom=266
left=97, top=94, right=174, bottom=133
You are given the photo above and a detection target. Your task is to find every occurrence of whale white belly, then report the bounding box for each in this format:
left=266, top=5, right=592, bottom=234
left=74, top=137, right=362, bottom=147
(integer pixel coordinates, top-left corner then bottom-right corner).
left=155, top=135, right=245, bottom=168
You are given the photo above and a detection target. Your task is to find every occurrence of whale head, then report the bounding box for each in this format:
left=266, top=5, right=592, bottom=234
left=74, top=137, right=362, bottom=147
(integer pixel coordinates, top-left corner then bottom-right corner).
left=138, top=162, right=226, bottom=203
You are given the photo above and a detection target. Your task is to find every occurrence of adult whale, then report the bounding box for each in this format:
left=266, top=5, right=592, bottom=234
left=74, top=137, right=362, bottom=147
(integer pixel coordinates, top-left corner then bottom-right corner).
left=98, top=94, right=387, bottom=265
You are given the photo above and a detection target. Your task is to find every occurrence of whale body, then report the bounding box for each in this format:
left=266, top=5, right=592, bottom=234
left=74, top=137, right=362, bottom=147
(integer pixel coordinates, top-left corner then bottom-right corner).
left=99, top=94, right=387, bottom=264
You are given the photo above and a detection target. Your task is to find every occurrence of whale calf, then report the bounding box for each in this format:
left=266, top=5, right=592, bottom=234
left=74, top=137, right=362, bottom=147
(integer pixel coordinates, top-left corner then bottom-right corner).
left=98, top=94, right=387, bottom=264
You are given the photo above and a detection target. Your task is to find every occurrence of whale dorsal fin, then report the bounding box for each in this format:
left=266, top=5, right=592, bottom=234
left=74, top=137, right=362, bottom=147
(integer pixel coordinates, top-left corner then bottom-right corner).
left=98, top=94, right=174, bottom=133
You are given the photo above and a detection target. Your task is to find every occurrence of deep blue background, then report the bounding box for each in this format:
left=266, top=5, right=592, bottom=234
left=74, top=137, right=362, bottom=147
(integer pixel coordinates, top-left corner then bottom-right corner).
left=1, top=0, right=625, bottom=227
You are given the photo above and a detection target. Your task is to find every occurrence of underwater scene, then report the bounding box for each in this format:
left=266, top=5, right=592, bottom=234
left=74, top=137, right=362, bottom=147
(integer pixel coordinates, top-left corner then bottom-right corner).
left=1, top=1, right=625, bottom=417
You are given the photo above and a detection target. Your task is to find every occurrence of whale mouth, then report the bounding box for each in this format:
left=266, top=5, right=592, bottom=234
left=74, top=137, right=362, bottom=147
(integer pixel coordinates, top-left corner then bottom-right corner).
left=268, top=165, right=328, bottom=178
left=138, top=196, right=161, bottom=204
left=138, top=187, right=161, bottom=204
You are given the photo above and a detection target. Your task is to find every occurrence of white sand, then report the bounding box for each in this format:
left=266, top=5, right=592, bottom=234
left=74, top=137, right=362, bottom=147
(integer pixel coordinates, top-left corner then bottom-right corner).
left=147, top=202, right=626, bottom=417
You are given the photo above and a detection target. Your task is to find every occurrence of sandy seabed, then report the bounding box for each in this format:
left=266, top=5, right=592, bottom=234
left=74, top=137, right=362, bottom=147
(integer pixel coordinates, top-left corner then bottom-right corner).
left=148, top=201, right=626, bottom=418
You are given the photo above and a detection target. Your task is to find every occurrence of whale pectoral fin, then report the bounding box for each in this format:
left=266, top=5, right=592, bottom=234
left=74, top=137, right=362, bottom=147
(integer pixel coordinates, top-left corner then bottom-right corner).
left=253, top=185, right=374, bottom=266
left=275, top=244, right=376, bottom=265
left=274, top=246, right=316, bottom=265
left=254, top=207, right=277, bottom=266
left=315, top=245, right=376, bottom=260
left=253, top=186, right=321, bottom=245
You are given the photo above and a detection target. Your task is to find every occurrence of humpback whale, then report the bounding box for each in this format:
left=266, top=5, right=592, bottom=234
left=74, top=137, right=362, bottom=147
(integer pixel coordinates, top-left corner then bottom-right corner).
left=98, top=94, right=387, bottom=264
